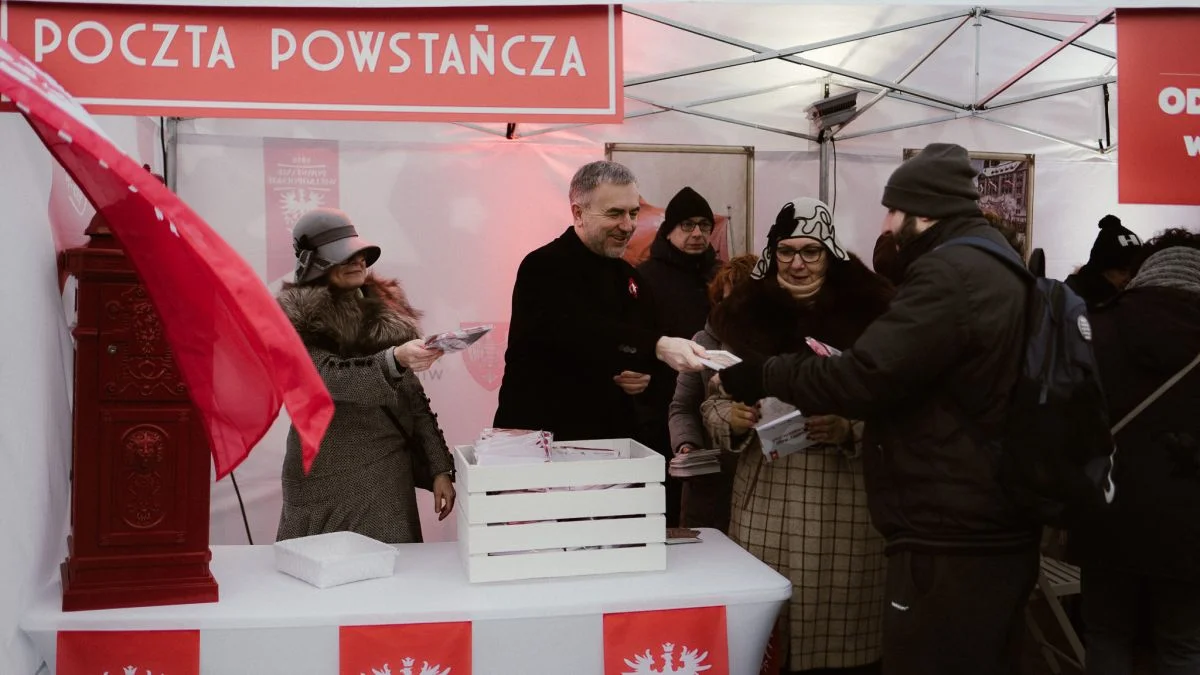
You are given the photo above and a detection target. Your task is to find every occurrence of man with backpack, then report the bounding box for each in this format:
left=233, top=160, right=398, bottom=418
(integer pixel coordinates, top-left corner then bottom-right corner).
left=719, top=143, right=1042, bottom=674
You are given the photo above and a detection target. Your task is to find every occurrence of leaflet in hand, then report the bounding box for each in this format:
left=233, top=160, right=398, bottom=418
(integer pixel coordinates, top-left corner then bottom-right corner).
left=424, top=324, right=492, bottom=353
left=699, top=349, right=742, bottom=371
left=805, top=337, right=842, bottom=358
left=755, top=409, right=815, bottom=461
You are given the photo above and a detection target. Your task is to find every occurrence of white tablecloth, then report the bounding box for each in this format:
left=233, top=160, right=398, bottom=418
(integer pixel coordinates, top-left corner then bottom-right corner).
left=23, top=529, right=789, bottom=674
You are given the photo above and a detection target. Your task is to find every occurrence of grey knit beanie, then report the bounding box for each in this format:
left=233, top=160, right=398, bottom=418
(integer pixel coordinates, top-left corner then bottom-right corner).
left=882, top=143, right=982, bottom=219
left=1127, top=246, right=1200, bottom=296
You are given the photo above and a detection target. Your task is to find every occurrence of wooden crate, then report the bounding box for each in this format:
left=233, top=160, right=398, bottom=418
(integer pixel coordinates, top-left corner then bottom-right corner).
left=453, top=439, right=666, bottom=583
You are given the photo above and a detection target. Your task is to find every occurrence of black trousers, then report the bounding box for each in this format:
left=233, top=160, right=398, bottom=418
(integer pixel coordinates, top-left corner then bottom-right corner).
left=1082, top=565, right=1200, bottom=675
left=881, top=548, right=1040, bottom=675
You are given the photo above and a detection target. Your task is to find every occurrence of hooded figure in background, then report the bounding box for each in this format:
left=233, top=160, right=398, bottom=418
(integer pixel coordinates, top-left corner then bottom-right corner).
left=636, top=186, right=721, bottom=527
left=1065, top=215, right=1143, bottom=309
left=276, top=208, right=455, bottom=544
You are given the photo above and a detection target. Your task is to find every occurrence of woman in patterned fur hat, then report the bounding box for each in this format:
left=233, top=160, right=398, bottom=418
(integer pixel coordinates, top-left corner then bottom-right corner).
left=275, top=207, right=455, bottom=544
left=703, top=198, right=894, bottom=674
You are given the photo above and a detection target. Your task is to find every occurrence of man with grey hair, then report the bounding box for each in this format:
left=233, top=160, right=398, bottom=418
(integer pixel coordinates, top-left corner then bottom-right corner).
left=495, top=160, right=708, bottom=443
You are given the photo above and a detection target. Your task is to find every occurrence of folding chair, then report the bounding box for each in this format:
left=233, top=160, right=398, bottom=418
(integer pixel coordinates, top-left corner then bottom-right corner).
left=1027, top=555, right=1086, bottom=673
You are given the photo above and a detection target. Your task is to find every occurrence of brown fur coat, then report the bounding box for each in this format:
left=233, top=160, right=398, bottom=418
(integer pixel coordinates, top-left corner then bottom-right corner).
left=278, top=275, right=423, bottom=355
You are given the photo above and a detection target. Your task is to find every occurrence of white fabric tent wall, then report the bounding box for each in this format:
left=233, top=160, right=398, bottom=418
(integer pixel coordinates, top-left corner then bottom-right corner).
left=0, top=114, right=161, bottom=675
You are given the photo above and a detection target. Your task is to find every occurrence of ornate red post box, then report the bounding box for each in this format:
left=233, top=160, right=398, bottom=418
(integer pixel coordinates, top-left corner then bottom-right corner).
left=60, top=218, right=218, bottom=611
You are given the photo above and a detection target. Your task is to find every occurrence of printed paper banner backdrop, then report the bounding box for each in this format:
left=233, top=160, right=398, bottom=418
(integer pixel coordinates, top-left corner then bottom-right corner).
left=1117, top=9, right=1200, bottom=205
left=340, top=622, right=472, bottom=675
left=0, top=2, right=622, bottom=123
left=57, top=630, right=200, bottom=675
left=263, top=137, right=340, bottom=284
left=604, top=606, right=729, bottom=675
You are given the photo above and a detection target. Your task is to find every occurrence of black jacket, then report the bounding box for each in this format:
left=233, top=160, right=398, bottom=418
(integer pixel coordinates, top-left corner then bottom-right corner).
left=635, top=236, right=719, bottom=453
left=1075, top=286, right=1200, bottom=580
left=494, top=227, right=661, bottom=441
left=1065, top=264, right=1121, bottom=311
left=724, top=217, right=1038, bottom=553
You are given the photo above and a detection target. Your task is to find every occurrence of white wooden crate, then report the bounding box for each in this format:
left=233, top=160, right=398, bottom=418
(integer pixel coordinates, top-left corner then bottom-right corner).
left=453, top=438, right=666, bottom=583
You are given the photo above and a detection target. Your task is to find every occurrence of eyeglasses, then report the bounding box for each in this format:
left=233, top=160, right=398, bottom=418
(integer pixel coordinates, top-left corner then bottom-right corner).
left=775, top=244, right=826, bottom=264
left=678, top=219, right=714, bottom=235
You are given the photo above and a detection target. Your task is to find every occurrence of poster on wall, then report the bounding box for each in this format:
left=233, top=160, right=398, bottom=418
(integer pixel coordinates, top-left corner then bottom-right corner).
left=903, top=148, right=1035, bottom=259
left=262, top=138, right=341, bottom=286
left=1116, top=9, right=1200, bottom=205
left=606, top=143, right=754, bottom=266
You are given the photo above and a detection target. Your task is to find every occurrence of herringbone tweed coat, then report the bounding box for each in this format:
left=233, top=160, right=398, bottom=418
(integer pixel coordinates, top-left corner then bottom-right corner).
left=276, top=275, right=453, bottom=544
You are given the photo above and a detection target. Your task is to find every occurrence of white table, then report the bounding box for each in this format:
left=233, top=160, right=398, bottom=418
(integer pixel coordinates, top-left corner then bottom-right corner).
left=23, top=529, right=789, bottom=674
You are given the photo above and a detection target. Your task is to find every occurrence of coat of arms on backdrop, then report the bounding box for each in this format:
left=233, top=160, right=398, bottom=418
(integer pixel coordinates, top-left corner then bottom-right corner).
left=262, top=138, right=340, bottom=284
left=902, top=149, right=1036, bottom=260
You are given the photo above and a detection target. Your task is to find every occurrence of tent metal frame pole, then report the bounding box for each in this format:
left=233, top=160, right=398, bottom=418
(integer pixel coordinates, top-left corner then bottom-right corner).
left=973, top=7, right=983, bottom=104
left=834, top=12, right=972, bottom=136
left=975, top=116, right=1100, bottom=154
left=986, top=76, right=1116, bottom=111
left=452, top=122, right=507, bottom=137
left=975, top=8, right=1115, bottom=108
left=818, top=133, right=829, bottom=204
left=983, top=9, right=1114, bottom=24
left=625, top=93, right=818, bottom=142
left=836, top=113, right=970, bottom=141
left=519, top=78, right=827, bottom=139
left=624, top=7, right=971, bottom=110
left=983, top=14, right=1115, bottom=59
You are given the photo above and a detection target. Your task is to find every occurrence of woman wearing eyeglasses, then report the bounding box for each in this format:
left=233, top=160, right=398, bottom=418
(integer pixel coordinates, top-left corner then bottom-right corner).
left=275, top=208, right=456, bottom=545
left=702, top=198, right=894, bottom=675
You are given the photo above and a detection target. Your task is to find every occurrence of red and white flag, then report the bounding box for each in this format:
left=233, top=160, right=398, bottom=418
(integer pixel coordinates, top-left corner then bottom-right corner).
left=604, top=606, right=729, bottom=674
left=57, top=630, right=200, bottom=675
left=340, top=622, right=472, bottom=675
left=0, top=38, right=334, bottom=477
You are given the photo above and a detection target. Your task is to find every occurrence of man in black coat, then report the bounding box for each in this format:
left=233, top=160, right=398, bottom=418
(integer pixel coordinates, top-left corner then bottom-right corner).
left=494, top=161, right=708, bottom=443
left=1074, top=232, right=1200, bottom=674
left=719, top=143, right=1040, bottom=675
left=635, top=187, right=720, bottom=526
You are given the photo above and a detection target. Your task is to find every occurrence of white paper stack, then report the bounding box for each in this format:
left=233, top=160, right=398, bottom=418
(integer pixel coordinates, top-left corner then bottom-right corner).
left=273, top=531, right=398, bottom=589
left=473, top=428, right=552, bottom=466
left=668, top=448, right=722, bottom=477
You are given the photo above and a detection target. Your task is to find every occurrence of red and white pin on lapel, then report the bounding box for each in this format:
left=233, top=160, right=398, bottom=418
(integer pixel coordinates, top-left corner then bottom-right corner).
left=628, top=277, right=639, bottom=298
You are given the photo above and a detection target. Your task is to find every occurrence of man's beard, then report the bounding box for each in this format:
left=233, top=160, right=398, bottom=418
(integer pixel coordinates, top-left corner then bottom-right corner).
left=893, top=214, right=923, bottom=250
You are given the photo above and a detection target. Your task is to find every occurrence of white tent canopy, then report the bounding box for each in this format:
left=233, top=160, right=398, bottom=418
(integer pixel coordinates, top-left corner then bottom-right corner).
left=4, top=4, right=1199, bottom=674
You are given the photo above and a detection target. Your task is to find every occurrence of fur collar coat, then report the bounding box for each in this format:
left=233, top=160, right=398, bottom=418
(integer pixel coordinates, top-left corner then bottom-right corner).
left=278, top=275, right=423, bottom=355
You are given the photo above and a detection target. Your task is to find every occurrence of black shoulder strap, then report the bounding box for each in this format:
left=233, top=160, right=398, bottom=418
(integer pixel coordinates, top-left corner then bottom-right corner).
left=938, top=235, right=1033, bottom=280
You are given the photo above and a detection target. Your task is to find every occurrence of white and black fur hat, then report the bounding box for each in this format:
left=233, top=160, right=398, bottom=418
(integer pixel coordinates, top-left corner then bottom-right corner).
left=753, top=197, right=848, bottom=279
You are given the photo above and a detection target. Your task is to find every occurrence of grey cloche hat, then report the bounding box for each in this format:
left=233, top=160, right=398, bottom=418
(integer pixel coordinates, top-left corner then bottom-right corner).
left=291, top=208, right=381, bottom=283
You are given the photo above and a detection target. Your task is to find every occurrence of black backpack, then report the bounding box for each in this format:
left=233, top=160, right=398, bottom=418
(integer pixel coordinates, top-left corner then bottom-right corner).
left=941, top=236, right=1117, bottom=528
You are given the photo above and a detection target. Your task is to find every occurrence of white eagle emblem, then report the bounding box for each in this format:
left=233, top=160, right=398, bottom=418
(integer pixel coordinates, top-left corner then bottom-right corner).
left=623, top=642, right=711, bottom=675
left=363, top=657, right=451, bottom=675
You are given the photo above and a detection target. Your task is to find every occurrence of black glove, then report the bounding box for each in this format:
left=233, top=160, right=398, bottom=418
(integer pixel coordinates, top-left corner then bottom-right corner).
left=720, top=356, right=766, bottom=404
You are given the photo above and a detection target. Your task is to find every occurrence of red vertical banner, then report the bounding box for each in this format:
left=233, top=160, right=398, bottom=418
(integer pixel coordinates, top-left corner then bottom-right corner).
left=57, top=630, right=200, bottom=675
left=604, top=606, right=729, bottom=675
left=1116, top=9, right=1200, bottom=205
left=262, top=138, right=340, bottom=283
left=340, top=622, right=472, bottom=675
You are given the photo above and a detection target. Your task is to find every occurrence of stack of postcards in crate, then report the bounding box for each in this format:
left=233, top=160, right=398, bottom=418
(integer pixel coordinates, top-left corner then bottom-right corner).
left=454, top=430, right=666, bottom=583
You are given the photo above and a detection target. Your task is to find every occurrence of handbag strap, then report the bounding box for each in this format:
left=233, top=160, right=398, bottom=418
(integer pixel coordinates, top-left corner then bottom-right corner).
left=1112, top=351, right=1200, bottom=435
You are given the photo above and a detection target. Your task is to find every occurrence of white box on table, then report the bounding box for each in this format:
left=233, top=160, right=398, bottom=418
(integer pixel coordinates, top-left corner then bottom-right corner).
left=453, top=438, right=666, bottom=583
left=273, top=531, right=398, bottom=589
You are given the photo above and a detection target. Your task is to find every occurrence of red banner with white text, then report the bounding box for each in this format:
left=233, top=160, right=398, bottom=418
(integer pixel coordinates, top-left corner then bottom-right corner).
left=1116, top=9, right=1200, bottom=205
left=1, top=2, right=622, bottom=123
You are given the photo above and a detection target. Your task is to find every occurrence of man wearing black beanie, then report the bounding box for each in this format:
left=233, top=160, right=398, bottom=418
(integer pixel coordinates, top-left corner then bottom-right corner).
left=1065, top=214, right=1143, bottom=310
left=635, top=186, right=720, bottom=527
left=719, top=143, right=1038, bottom=675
